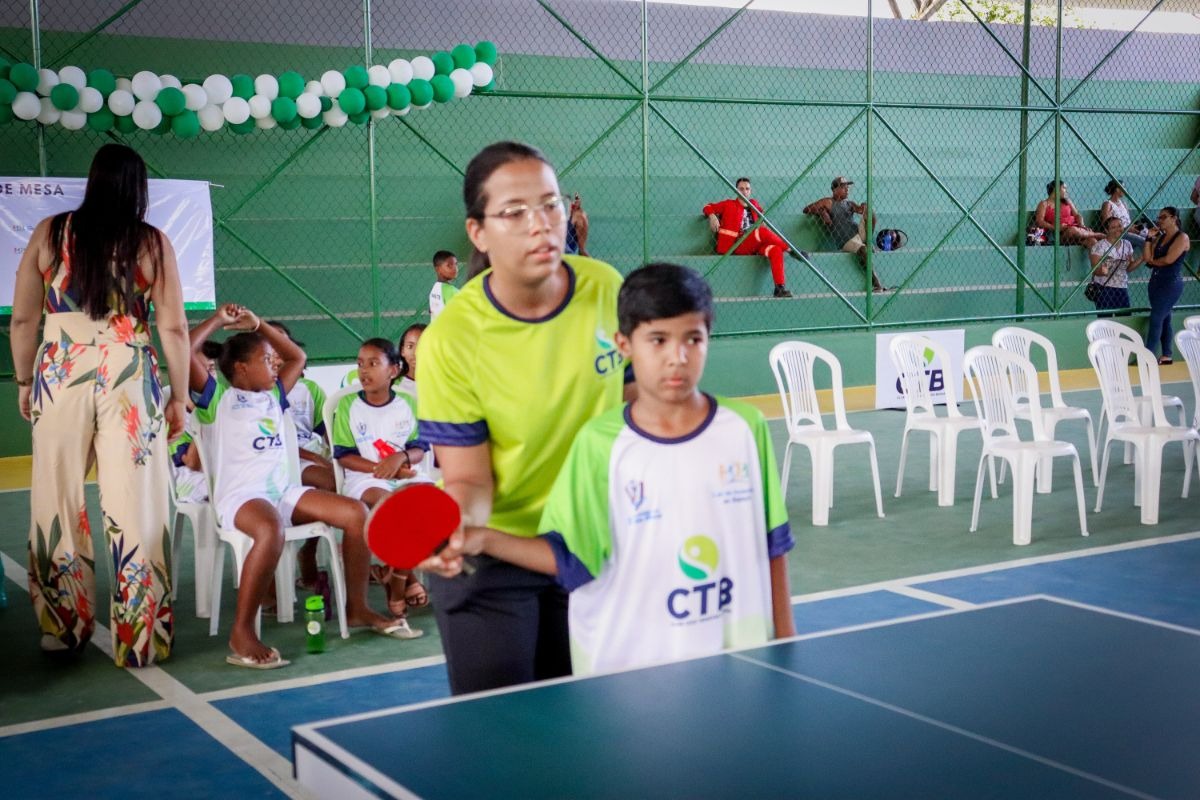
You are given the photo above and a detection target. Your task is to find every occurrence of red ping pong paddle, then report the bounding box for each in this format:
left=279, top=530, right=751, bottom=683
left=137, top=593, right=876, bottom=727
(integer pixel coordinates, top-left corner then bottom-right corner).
left=366, top=483, right=466, bottom=572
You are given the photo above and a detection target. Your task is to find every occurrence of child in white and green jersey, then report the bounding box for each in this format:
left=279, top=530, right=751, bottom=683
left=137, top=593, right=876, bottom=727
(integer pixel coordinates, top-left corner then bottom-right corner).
left=428, top=250, right=459, bottom=322
left=449, top=264, right=795, bottom=676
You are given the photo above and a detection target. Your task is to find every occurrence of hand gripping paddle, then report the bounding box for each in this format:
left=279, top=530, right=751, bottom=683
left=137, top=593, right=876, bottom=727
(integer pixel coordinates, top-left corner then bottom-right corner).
left=365, top=483, right=463, bottom=571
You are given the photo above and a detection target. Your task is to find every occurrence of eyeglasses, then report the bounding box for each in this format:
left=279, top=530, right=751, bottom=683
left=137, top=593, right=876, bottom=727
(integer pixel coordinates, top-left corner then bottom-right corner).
left=485, top=195, right=565, bottom=228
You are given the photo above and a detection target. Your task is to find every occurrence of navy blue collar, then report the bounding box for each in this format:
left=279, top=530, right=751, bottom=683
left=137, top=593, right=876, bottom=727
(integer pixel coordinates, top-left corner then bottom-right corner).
left=624, top=393, right=717, bottom=444
left=358, top=388, right=396, bottom=408
left=483, top=263, right=575, bottom=323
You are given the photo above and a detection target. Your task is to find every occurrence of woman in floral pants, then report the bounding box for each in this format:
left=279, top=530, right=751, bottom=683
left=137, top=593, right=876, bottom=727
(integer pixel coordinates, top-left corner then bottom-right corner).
left=9, top=145, right=191, bottom=667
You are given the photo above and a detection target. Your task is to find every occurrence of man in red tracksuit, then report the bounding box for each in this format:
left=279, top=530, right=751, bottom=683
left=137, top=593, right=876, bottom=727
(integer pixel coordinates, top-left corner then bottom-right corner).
left=703, top=177, right=793, bottom=298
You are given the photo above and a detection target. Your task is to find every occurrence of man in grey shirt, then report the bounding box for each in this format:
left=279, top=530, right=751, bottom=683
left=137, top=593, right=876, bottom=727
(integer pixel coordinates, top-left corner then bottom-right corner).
left=804, top=176, right=887, bottom=292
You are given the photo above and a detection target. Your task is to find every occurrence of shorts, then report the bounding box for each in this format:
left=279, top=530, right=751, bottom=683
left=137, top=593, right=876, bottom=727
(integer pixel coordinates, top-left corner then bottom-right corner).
left=343, top=472, right=431, bottom=502
left=172, top=465, right=209, bottom=504
left=840, top=218, right=868, bottom=253
left=216, top=484, right=313, bottom=530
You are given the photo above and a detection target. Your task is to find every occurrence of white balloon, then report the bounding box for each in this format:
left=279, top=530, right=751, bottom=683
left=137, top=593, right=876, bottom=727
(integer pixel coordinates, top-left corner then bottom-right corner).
left=254, top=74, right=279, bottom=101
left=116, top=77, right=133, bottom=93
left=388, top=58, right=413, bottom=85
left=255, top=115, right=277, bottom=130
left=59, top=110, right=87, bottom=130
left=132, top=100, right=162, bottom=130
left=370, top=107, right=391, bottom=120
left=202, top=74, right=233, bottom=105
left=393, top=105, right=410, bottom=117
left=182, top=84, right=208, bottom=111
left=295, top=92, right=321, bottom=119
left=410, top=56, right=435, bottom=81
left=57, top=66, right=86, bottom=90
left=78, top=87, right=104, bottom=113
left=198, top=104, right=225, bottom=132
left=247, top=94, right=271, bottom=119
left=107, top=89, right=136, bottom=116
left=366, top=65, right=390, bottom=88
left=449, top=68, right=473, bottom=98
left=469, top=62, right=494, bottom=88
left=305, top=80, right=323, bottom=96
left=222, top=96, right=250, bottom=124
left=36, top=68, right=59, bottom=96
left=413, top=101, right=432, bottom=111
left=322, top=107, right=348, bottom=128
left=159, top=74, right=182, bottom=89
left=36, top=97, right=60, bottom=124
left=320, top=70, right=346, bottom=97
left=12, top=92, right=41, bottom=120
left=131, top=71, right=161, bottom=101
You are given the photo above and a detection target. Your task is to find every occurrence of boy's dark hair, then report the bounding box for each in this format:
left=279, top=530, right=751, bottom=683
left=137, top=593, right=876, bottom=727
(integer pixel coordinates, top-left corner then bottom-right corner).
left=200, top=340, right=223, bottom=361
left=618, top=263, right=714, bottom=337
left=432, top=250, right=456, bottom=267
left=219, top=331, right=265, bottom=382
left=1103, top=178, right=1122, bottom=196
left=735, top=177, right=751, bottom=186
left=361, top=336, right=409, bottom=378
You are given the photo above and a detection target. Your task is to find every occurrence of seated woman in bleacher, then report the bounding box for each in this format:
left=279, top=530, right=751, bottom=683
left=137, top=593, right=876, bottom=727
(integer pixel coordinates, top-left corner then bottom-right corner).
left=1099, top=179, right=1145, bottom=250
left=1087, top=216, right=1143, bottom=316
left=1034, top=180, right=1104, bottom=246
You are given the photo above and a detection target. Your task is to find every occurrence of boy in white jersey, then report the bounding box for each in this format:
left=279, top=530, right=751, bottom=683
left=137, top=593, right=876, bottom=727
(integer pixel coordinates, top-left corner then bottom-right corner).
left=442, top=264, right=796, bottom=675
left=428, top=250, right=459, bottom=322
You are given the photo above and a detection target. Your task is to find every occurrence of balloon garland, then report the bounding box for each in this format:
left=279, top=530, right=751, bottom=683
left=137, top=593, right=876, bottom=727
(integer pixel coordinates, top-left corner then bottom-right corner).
left=0, top=42, right=497, bottom=137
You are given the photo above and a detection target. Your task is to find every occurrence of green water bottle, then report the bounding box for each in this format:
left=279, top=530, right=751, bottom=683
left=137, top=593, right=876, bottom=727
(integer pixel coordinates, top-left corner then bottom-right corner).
left=305, top=595, right=325, bottom=653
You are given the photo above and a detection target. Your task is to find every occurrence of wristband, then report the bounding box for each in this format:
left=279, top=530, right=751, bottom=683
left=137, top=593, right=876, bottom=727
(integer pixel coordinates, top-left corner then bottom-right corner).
left=15, top=376, right=33, bottom=387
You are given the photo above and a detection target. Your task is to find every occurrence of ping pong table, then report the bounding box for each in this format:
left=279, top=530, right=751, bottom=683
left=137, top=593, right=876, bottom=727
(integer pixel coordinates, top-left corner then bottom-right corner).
left=293, top=596, right=1200, bottom=799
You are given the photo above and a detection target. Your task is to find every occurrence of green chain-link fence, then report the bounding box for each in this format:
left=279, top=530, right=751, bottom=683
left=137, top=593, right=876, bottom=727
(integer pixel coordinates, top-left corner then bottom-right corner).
left=2, top=0, right=1198, bottom=369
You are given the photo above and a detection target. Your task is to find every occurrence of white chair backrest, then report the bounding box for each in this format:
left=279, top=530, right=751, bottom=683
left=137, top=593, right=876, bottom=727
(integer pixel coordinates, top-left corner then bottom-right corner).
left=993, top=326, right=1070, bottom=409
left=1085, top=319, right=1140, bottom=345
left=322, top=383, right=362, bottom=495
left=1173, top=329, right=1200, bottom=425
left=1088, top=337, right=1171, bottom=429
left=964, top=346, right=1047, bottom=443
left=888, top=334, right=963, bottom=419
left=769, top=341, right=850, bottom=433
left=1183, top=315, right=1200, bottom=334
left=192, top=392, right=301, bottom=508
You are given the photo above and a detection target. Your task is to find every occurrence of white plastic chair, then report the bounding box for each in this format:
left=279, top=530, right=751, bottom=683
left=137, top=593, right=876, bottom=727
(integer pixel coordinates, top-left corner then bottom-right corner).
left=993, top=326, right=1098, bottom=488
left=888, top=334, right=982, bottom=506
left=769, top=341, right=884, bottom=526
left=162, top=387, right=218, bottom=618
left=1177, top=329, right=1200, bottom=430
left=322, top=383, right=362, bottom=495
left=1089, top=337, right=1198, bottom=525
left=963, top=346, right=1089, bottom=546
left=1183, top=315, right=1200, bottom=334
left=196, top=414, right=349, bottom=640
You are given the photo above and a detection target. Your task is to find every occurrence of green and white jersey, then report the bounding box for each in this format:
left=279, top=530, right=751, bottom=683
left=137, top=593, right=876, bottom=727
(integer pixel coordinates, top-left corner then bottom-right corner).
left=539, top=396, right=794, bottom=676
left=331, top=389, right=424, bottom=461
left=428, top=280, right=459, bottom=321
left=191, top=374, right=291, bottom=524
left=286, top=376, right=329, bottom=457
left=418, top=255, right=626, bottom=536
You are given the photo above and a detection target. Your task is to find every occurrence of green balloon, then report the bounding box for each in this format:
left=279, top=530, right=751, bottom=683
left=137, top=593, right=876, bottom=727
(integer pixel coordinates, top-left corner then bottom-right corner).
left=451, top=44, right=477, bottom=70
left=0, top=55, right=10, bottom=80
left=480, top=79, right=496, bottom=93
left=343, top=65, right=368, bottom=90
left=408, top=78, right=432, bottom=106
left=475, top=41, right=498, bottom=66
left=0, top=104, right=13, bottom=125
left=50, top=83, right=79, bottom=111
left=337, top=87, right=365, bottom=115
left=363, top=85, right=386, bottom=111
left=9, top=62, right=38, bottom=92
left=432, top=51, right=454, bottom=76
left=172, top=109, right=200, bottom=138
left=430, top=74, right=454, bottom=103
left=386, top=83, right=411, bottom=111
left=87, top=68, right=116, bottom=96
left=348, top=110, right=369, bottom=125
left=155, top=86, right=186, bottom=116
left=230, top=118, right=255, bottom=134
left=278, top=71, right=305, bottom=99
left=300, top=114, right=323, bottom=130
left=0, top=78, right=16, bottom=105
left=279, top=114, right=302, bottom=130
left=319, top=95, right=332, bottom=112
left=114, top=114, right=136, bottom=133
left=271, top=96, right=297, bottom=123
left=87, top=108, right=114, bottom=132
left=230, top=73, right=254, bottom=100
left=153, top=115, right=172, bottom=135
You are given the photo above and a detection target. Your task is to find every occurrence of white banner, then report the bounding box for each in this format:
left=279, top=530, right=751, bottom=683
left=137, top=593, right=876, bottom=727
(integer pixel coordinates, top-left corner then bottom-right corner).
left=0, top=177, right=215, bottom=313
left=874, top=328, right=966, bottom=410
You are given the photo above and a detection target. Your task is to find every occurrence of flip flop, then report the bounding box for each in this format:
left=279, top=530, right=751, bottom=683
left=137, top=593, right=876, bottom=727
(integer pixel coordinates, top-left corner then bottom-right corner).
left=225, top=647, right=290, bottom=670
left=369, top=563, right=392, bottom=586
left=404, top=576, right=429, bottom=609
left=374, top=618, right=424, bottom=640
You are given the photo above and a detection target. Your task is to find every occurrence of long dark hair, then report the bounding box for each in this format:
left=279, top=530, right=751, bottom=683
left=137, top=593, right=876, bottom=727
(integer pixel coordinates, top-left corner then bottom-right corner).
left=49, top=144, right=163, bottom=320
left=463, top=141, right=552, bottom=279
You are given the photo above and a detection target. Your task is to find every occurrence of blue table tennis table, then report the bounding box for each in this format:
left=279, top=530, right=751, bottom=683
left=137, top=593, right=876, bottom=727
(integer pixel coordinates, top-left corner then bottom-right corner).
left=293, top=596, right=1200, bottom=799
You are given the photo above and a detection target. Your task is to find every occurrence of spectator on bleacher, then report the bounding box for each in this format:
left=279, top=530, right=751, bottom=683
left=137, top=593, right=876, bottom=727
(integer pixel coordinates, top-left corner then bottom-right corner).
left=1088, top=216, right=1143, bottom=316
left=1141, top=207, right=1190, bottom=365
left=703, top=177, right=794, bottom=298
left=1190, top=175, right=1200, bottom=232
left=803, top=177, right=887, bottom=292
left=565, top=193, right=590, bottom=257
left=1034, top=180, right=1104, bottom=246
left=1099, top=179, right=1145, bottom=250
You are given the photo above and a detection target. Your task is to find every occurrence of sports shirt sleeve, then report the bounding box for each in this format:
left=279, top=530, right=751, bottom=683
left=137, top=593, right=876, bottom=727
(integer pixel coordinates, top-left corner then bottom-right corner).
left=308, top=379, right=328, bottom=437
left=331, top=393, right=359, bottom=458
left=416, top=318, right=489, bottom=446
left=191, top=374, right=226, bottom=424
left=442, top=283, right=459, bottom=306
left=727, top=400, right=793, bottom=558
left=538, top=425, right=613, bottom=591
left=397, top=391, right=429, bottom=451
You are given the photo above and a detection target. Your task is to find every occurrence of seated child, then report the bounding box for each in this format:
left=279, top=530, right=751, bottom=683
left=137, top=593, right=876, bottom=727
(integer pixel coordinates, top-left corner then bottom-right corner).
left=425, top=264, right=796, bottom=675
left=428, top=250, right=459, bottom=322
left=332, top=337, right=430, bottom=636
left=190, top=305, right=414, bottom=669
left=396, top=323, right=425, bottom=398
left=169, top=340, right=222, bottom=504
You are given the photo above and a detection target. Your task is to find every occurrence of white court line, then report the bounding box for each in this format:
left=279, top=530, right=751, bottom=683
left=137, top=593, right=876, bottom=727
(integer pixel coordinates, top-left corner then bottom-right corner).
left=0, top=551, right=308, bottom=800
left=730, top=651, right=1160, bottom=800
left=1036, top=594, right=1200, bottom=638
left=0, top=700, right=170, bottom=737
left=200, top=654, right=447, bottom=702
left=884, top=583, right=976, bottom=610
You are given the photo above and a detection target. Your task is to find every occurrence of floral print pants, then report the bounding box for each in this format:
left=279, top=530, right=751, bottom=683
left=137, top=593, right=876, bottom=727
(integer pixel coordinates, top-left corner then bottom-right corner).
left=28, top=312, right=173, bottom=667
